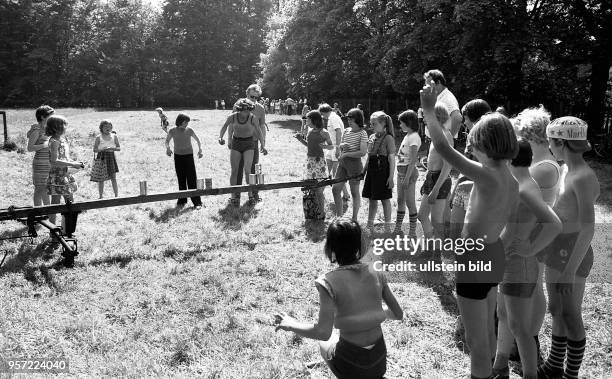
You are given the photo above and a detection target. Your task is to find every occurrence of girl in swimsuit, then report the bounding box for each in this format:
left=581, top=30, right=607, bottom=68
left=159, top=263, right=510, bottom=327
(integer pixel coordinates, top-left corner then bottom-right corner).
left=537, top=117, right=599, bottom=379
left=218, top=98, right=265, bottom=205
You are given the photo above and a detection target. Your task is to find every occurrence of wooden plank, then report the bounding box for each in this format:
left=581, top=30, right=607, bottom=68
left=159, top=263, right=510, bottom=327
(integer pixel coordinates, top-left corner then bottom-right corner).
left=0, top=175, right=361, bottom=220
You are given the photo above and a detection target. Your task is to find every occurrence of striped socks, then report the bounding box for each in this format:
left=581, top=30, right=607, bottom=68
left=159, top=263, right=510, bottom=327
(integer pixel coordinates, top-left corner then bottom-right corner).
left=408, top=213, right=418, bottom=237
left=563, top=338, right=586, bottom=379
left=395, top=210, right=405, bottom=230
left=538, top=335, right=566, bottom=378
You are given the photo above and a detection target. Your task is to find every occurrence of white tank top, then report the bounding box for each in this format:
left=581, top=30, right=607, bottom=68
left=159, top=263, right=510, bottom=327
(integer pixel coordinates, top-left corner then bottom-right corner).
left=531, top=159, right=561, bottom=206
left=98, top=135, right=116, bottom=150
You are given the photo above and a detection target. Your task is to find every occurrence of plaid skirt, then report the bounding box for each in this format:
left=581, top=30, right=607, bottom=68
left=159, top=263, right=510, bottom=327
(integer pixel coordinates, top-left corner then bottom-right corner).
left=305, top=156, right=329, bottom=180
left=98, top=151, right=119, bottom=177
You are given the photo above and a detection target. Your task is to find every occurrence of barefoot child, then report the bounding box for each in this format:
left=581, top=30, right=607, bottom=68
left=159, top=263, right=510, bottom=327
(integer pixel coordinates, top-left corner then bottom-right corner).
left=493, top=138, right=562, bottom=379
left=362, top=111, right=396, bottom=231
left=394, top=110, right=421, bottom=237
left=417, top=103, right=453, bottom=239
left=421, top=83, right=519, bottom=379
left=156, top=107, right=169, bottom=133
left=92, top=120, right=120, bottom=198
left=165, top=113, right=203, bottom=209
left=274, top=219, right=403, bottom=378
left=537, top=117, right=598, bottom=379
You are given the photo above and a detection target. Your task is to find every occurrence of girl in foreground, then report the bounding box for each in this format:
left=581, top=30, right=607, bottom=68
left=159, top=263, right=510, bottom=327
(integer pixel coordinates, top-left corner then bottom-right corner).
left=274, top=219, right=403, bottom=378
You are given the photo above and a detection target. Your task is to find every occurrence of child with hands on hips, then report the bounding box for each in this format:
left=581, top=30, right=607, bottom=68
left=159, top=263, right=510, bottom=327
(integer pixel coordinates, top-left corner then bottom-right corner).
left=421, top=81, right=519, bottom=379
left=274, top=219, right=403, bottom=379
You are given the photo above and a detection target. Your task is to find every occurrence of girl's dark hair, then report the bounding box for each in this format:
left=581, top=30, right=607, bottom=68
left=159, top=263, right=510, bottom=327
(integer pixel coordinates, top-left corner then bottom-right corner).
left=35, top=105, right=55, bottom=122
left=307, top=110, right=324, bottom=129
left=398, top=110, right=418, bottom=132
left=346, top=108, right=365, bottom=128
left=175, top=113, right=190, bottom=126
left=511, top=137, right=533, bottom=167
left=99, top=119, right=112, bottom=133
left=45, top=115, right=67, bottom=137
left=324, top=219, right=363, bottom=265
left=462, top=99, right=491, bottom=124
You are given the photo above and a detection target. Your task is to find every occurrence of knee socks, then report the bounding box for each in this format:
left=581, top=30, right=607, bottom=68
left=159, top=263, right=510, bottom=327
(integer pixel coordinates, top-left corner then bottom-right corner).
left=563, top=338, right=586, bottom=379
left=538, top=335, right=566, bottom=377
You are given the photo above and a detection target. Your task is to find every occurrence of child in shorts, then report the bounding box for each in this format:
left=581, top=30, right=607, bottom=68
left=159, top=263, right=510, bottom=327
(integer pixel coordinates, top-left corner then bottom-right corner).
left=394, top=110, right=421, bottom=237
left=493, top=138, right=562, bottom=379
left=537, top=117, right=599, bottom=379
left=421, top=82, right=519, bottom=379
left=417, top=103, right=453, bottom=239
left=332, top=108, right=368, bottom=220
left=273, top=219, right=403, bottom=378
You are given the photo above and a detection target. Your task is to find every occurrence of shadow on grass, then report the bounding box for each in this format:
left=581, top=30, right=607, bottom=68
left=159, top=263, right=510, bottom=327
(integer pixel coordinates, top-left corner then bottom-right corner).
left=269, top=119, right=301, bottom=132
left=149, top=205, right=194, bottom=223
left=0, top=225, right=30, bottom=240
left=303, top=220, right=327, bottom=242
left=0, top=240, right=69, bottom=290
left=212, top=201, right=260, bottom=230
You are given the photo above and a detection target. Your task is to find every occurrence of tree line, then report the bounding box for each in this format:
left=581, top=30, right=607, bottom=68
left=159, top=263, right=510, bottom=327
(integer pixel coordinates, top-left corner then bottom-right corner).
left=0, top=0, right=271, bottom=108
left=261, top=0, right=611, bottom=135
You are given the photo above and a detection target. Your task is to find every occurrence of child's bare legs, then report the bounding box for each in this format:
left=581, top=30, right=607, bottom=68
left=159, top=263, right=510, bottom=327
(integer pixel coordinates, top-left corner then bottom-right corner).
left=332, top=182, right=345, bottom=217
left=367, top=200, right=378, bottom=227
left=49, top=195, right=62, bottom=226
left=98, top=181, right=105, bottom=199
left=493, top=292, right=514, bottom=371
left=546, top=268, right=586, bottom=340
left=507, top=294, right=538, bottom=377
left=457, top=288, right=496, bottom=378
left=243, top=150, right=254, bottom=199
left=418, top=200, right=433, bottom=237
left=532, top=263, right=547, bottom=336
left=431, top=198, right=446, bottom=238
left=230, top=150, right=242, bottom=201
left=349, top=182, right=360, bottom=221
left=382, top=199, right=392, bottom=231
left=486, top=287, right=498, bottom=361
left=33, top=185, right=49, bottom=206
left=327, top=160, right=349, bottom=198
left=110, top=175, right=118, bottom=197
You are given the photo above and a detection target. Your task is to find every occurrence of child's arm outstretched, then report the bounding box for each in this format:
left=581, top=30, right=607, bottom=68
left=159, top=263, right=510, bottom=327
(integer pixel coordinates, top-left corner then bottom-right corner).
left=420, top=84, right=493, bottom=185
left=274, top=284, right=334, bottom=341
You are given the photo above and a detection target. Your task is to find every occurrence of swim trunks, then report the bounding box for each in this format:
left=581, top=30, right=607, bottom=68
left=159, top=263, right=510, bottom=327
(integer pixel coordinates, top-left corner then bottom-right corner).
left=322, top=335, right=387, bottom=379
left=420, top=170, right=452, bottom=199
left=539, top=232, right=594, bottom=278
left=231, top=136, right=255, bottom=153
left=455, top=238, right=505, bottom=300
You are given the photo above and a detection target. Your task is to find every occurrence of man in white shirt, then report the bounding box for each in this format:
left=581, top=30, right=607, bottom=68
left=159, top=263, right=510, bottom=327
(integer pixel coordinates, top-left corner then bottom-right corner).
left=423, top=69, right=462, bottom=139
left=319, top=103, right=350, bottom=200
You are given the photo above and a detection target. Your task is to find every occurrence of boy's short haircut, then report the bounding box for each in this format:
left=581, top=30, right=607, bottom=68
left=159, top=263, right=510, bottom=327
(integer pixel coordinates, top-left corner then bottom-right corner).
left=155, top=107, right=163, bottom=112
left=45, top=115, right=67, bottom=137
left=434, top=103, right=450, bottom=126
left=468, top=113, right=519, bottom=160
left=511, top=137, right=533, bottom=167
left=514, top=107, right=551, bottom=145
left=324, top=219, right=363, bottom=265
left=175, top=113, right=190, bottom=126
left=306, top=110, right=324, bottom=129
left=99, top=119, right=113, bottom=133
left=346, top=108, right=365, bottom=128
left=423, top=69, right=446, bottom=86
left=246, top=84, right=262, bottom=96
left=35, top=105, right=55, bottom=122
left=398, top=110, right=419, bottom=132
left=318, top=103, right=332, bottom=114
left=462, top=99, right=491, bottom=124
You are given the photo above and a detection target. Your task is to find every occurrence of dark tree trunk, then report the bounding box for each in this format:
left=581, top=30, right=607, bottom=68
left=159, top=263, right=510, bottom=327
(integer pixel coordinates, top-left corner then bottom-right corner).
left=586, top=56, right=611, bottom=138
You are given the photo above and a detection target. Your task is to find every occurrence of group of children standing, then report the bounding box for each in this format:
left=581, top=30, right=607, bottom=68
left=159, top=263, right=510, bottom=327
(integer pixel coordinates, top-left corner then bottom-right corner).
left=277, top=73, right=599, bottom=379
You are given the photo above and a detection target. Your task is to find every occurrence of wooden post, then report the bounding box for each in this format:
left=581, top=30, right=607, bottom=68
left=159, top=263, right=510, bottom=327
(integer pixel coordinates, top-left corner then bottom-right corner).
left=0, top=175, right=362, bottom=221
left=1, top=111, right=6, bottom=144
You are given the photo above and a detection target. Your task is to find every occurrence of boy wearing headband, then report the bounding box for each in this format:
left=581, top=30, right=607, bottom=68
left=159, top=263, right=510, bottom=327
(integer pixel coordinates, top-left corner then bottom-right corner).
left=538, top=117, right=599, bottom=379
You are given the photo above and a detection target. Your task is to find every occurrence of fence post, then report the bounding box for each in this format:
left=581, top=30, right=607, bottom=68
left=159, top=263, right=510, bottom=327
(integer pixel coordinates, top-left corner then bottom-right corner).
left=1, top=111, right=6, bottom=144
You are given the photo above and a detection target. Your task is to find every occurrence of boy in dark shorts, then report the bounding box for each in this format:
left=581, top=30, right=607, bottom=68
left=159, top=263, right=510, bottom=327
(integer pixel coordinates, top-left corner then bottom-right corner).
left=418, top=103, right=453, bottom=239
left=537, top=117, right=599, bottom=379
left=421, top=83, right=519, bottom=379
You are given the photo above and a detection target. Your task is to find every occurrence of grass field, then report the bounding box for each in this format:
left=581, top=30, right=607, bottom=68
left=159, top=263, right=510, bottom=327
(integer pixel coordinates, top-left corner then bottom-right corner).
left=1, top=109, right=611, bottom=378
